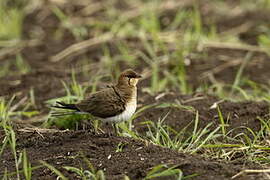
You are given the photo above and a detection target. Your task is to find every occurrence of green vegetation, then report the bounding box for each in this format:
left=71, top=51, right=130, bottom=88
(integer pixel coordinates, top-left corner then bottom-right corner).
left=144, top=164, right=184, bottom=180
left=0, top=0, right=24, bottom=40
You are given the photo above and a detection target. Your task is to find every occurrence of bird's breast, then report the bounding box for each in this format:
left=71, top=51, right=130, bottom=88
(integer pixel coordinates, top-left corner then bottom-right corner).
left=104, top=96, right=137, bottom=123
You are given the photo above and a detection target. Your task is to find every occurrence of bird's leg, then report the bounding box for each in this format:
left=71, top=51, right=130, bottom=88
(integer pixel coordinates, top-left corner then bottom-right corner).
left=112, top=123, right=119, bottom=136
left=104, top=122, right=112, bottom=137
left=94, top=120, right=98, bottom=133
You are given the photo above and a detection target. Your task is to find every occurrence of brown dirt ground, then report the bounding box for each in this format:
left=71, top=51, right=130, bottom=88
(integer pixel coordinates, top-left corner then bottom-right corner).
left=1, top=0, right=270, bottom=179
left=0, top=131, right=265, bottom=180
left=136, top=93, right=270, bottom=139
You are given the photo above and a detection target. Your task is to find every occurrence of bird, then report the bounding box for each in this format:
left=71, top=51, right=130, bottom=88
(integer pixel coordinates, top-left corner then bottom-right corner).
left=52, top=69, right=142, bottom=135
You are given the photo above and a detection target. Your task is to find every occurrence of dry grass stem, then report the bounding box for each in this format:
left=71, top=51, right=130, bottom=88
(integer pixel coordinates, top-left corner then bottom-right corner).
left=198, top=42, right=267, bottom=53
left=232, top=169, right=270, bottom=179
left=50, top=33, right=114, bottom=62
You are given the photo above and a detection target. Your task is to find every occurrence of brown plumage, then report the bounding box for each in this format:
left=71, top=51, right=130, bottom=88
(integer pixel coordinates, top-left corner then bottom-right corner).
left=53, top=69, right=142, bottom=123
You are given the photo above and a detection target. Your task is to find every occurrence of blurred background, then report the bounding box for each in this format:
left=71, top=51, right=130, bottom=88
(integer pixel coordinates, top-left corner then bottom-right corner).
left=0, top=0, right=270, bottom=126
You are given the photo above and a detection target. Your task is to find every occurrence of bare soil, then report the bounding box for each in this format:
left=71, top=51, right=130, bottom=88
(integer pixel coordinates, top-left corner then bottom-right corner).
left=0, top=131, right=264, bottom=180
left=137, top=93, right=270, bottom=139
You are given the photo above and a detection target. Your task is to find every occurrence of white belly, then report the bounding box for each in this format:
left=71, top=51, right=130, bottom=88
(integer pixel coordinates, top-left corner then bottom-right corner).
left=103, top=99, right=137, bottom=123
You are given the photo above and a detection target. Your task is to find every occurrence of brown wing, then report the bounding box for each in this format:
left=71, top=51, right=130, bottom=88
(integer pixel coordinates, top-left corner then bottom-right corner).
left=75, top=87, right=125, bottom=118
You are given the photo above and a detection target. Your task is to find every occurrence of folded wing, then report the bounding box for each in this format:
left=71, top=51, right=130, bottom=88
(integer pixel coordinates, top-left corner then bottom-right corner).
left=76, top=87, right=126, bottom=118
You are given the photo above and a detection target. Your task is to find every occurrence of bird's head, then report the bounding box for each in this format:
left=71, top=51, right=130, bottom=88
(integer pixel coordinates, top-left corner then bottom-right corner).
left=117, top=69, right=142, bottom=87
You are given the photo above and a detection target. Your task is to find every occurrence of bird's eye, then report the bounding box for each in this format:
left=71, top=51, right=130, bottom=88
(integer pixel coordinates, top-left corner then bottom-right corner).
left=126, top=74, right=135, bottom=78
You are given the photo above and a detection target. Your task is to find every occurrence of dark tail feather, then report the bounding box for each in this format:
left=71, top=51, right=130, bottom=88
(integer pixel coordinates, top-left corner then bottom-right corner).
left=52, top=101, right=80, bottom=111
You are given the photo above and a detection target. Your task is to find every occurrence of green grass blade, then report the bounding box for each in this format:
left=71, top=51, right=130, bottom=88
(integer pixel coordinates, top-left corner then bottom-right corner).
left=217, top=106, right=226, bottom=135
left=40, top=161, right=68, bottom=180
